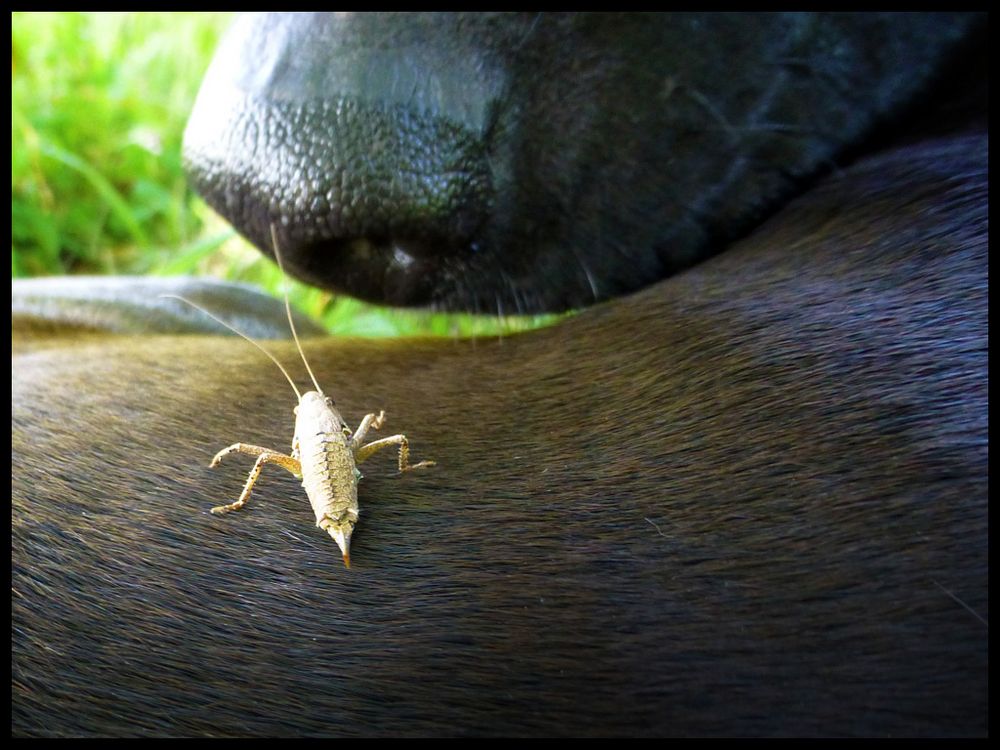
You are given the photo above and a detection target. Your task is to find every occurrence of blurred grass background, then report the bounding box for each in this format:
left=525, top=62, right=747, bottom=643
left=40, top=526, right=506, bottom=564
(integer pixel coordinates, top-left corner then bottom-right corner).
left=11, top=11, right=559, bottom=337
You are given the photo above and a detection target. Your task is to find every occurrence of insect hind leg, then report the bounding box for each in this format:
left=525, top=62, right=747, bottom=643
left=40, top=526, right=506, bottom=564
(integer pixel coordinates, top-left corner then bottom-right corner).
left=211, top=442, right=280, bottom=468
left=209, top=446, right=301, bottom=515
left=354, top=434, right=436, bottom=472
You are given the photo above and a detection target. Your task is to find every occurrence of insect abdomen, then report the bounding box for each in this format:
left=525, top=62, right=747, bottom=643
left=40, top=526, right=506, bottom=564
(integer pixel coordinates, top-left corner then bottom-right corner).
left=293, top=391, right=360, bottom=537
left=298, top=429, right=358, bottom=527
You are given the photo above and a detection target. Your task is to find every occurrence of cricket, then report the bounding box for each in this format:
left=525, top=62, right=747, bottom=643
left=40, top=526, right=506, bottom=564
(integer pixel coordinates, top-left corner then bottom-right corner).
left=163, top=226, right=435, bottom=568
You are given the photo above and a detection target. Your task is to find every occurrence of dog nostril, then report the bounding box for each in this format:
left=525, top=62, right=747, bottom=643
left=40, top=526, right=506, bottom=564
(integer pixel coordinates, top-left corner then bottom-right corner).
left=390, top=235, right=451, bottom=260
left=345, top=237, right=376, bottom=261
left=344, top=235, right=452, bottom=265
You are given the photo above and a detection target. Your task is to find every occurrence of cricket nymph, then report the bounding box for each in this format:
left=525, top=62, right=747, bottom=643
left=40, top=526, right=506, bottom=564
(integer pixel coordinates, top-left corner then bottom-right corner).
left=206, top=389, right=435, bottom=569
left=168, top=226, right=435, bottom=569
left=293, top=391, right=361, bottom=566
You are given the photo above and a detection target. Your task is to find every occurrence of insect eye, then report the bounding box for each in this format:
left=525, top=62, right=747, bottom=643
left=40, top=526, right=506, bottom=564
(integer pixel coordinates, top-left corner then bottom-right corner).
left=325, top=397, right=334, bottom=407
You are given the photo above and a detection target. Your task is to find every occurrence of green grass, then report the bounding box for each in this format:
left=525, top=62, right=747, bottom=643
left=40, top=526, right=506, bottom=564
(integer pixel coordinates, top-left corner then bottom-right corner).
left=11, top=11, right=560, bottom=337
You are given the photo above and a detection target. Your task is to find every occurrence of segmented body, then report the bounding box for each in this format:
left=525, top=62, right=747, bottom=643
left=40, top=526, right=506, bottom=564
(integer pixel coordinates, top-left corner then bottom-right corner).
left=294, top=391, right=360, bottom=555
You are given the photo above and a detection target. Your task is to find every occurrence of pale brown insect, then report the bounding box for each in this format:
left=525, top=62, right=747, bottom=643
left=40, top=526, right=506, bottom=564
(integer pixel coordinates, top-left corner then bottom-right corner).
left=164, top=227, right=435, bottom=567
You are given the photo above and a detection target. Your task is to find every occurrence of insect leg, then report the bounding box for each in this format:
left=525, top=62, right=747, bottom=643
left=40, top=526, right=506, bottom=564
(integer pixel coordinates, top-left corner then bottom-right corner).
left=209, top=448, right=301, bottom=515
left=354, top=434, right=436, bottom=472
left=349, top=410, right=386, bottom=451
left=211, top=443, right=282, bottom=468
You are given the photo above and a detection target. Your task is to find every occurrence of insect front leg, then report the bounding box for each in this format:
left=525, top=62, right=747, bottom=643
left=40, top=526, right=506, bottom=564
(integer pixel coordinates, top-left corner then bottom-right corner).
left=354, top=434, right=436, bottom=472
left=209, top=443, right=301, bottom=515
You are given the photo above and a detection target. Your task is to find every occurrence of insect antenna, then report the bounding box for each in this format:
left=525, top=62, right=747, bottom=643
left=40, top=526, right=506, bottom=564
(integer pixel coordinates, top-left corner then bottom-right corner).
left=160, top=294, right=302, bottom=402
left=269, top=223, right=325, bottom=396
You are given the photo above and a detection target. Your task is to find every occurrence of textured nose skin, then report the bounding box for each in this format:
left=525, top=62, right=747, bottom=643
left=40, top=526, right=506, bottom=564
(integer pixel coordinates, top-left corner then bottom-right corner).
left=186, top=13, right=983, bottom=314
left=184, top=12, right=497, bottom=305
